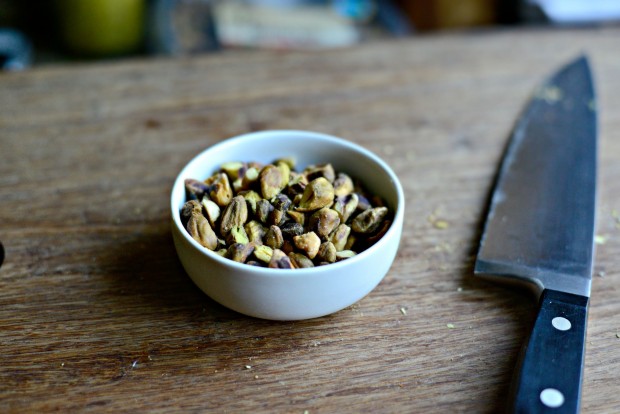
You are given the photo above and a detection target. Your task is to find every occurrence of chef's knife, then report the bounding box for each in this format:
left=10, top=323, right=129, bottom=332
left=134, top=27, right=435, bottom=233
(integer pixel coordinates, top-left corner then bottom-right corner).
left=475, top=56, right=597, bottom=414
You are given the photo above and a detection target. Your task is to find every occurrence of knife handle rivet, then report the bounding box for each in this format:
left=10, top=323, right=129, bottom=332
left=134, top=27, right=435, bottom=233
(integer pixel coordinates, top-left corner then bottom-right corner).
left=540, top=388, right=565, bottom=408
left=551, top=316, right=572, bottom=331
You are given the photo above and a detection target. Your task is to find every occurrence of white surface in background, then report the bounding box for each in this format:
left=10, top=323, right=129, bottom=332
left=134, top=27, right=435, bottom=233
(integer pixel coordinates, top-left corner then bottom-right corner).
left=530, top=0, right=620, bottom=23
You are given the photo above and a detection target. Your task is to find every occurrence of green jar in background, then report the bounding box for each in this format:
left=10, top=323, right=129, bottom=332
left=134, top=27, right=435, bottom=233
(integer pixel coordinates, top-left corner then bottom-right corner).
left=55, top=0, right=145, bottom=57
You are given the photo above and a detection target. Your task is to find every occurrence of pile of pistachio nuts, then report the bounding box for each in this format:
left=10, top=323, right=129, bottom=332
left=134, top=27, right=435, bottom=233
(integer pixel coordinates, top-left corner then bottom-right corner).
left=181, top=158, right=392, bottom=268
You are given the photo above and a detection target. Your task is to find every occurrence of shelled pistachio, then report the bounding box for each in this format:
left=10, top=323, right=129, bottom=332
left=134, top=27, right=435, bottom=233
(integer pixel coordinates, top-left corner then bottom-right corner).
left=180, top=157, right=393, bottom=268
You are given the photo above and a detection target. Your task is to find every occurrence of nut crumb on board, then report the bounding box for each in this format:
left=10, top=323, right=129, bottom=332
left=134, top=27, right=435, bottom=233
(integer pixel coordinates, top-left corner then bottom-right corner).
left=433, top=242, right=453, bottom=253
left=428, top=207, right=449, bottom=230
left=433, top=219, right=450, bottom=230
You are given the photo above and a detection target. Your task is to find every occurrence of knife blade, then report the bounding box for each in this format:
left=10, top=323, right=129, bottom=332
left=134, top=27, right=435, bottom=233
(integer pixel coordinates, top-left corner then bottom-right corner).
left=475, top=56, right=597, bottom=414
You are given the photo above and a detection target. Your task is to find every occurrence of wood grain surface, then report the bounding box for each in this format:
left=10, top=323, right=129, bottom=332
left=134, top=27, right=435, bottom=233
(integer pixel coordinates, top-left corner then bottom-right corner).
left=1, top=27, right=620, bottom=413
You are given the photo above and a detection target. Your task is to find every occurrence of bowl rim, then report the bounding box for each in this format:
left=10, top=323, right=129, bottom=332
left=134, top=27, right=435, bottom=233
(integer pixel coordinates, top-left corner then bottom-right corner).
left=170, top=129, right=405, bottom=278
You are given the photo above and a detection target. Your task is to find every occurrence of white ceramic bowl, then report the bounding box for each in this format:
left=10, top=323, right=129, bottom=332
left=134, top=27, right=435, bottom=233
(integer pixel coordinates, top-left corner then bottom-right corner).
left=171, top=130, right=404, bottom=320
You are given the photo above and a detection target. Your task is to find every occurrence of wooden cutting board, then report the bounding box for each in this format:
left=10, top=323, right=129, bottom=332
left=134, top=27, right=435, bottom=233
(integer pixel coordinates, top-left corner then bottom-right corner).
left=1, top=27, right=620, bottom=413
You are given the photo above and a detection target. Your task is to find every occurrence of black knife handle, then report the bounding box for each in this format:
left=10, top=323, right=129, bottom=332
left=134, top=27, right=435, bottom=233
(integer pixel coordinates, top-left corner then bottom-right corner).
left=510, top=289, right=589, bottom=414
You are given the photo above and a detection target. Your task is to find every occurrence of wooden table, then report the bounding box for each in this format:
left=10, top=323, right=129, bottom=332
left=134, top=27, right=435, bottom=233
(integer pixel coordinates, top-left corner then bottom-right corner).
left=1, top=27, right=619, bottom=413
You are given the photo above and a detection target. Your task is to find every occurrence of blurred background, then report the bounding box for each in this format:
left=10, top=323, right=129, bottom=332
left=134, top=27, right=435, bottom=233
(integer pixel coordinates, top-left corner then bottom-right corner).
left=1, top=0, right=619, bottom=70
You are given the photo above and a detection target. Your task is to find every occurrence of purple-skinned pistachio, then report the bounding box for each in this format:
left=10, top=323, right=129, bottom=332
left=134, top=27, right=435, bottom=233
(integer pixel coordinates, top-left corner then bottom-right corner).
left=227, top=242, right=255, bottom=263
left=296, top=178, right=334, bottom=212
left=308, top=208, right=341, bottom=240
left=220, top=195, right=248, bottom=235
left=329, top=224, right=351, bottom=251
left=333, top=193, right=359, bottom=223
left=209, top=173, right=233, bottom=207
left=351, top=207, right=388, bottom=234
left=333, top=173, right=354, bottom=197
left=268, top=249, right=294, bottom=269
left=304, top=163, right=335, bottom=183
left=265, top=225, right=284, bottom=250
left=288, top=252, right=315, bottom=268
left=316, top=241, right=337, bottom=263
left=186, top=211, right=218, bottom=250
left=184, top=178, right=210, bottom=200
